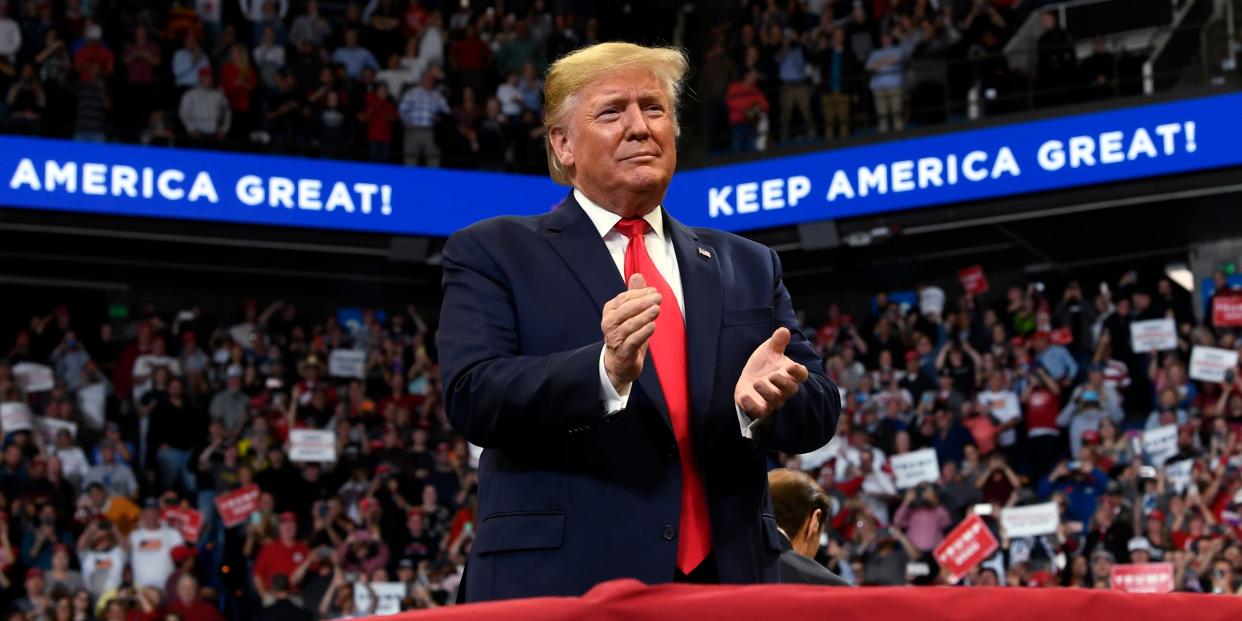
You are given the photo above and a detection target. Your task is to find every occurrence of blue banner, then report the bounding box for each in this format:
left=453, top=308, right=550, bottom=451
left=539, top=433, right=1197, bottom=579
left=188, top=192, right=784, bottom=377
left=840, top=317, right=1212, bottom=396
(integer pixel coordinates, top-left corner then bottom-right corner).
left=665, top=92, right=1242, bottom=230
left=0, top=136, right=566, bottom=236
left=1, top=92, right=1240, bottom=236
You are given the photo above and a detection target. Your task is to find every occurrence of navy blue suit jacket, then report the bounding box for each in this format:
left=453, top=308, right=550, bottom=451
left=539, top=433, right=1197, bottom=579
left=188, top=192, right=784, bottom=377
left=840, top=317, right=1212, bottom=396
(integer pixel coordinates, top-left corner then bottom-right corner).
left=438, top=193, right=840, bottom=602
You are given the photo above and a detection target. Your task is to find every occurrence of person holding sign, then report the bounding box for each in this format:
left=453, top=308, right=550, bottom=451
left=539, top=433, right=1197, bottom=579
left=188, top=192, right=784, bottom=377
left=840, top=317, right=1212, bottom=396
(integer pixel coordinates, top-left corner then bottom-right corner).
left=1057, top=369, right=1123, bottom=457
left=438, top=42, right=840, bottom=601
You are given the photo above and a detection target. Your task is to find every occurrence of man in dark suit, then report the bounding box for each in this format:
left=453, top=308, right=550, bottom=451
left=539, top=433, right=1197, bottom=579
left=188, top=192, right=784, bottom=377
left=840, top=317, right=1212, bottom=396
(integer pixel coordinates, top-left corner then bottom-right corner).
left=768, top=468, right=851, bottom=586
left=438, top=42, right=841, bottom=603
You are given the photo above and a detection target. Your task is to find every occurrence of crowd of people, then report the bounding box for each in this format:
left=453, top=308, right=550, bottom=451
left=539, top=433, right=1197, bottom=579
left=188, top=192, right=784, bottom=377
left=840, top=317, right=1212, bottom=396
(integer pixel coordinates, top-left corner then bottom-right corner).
left=1, top=264, right=1242, bottom=621
left=1, top=301, right=468, bottom=620
left=790, top=269, right=1242, bottom=592
left=0, top=0, right=1160, bottom=166
left=707, top=0, right=1150, bottom=153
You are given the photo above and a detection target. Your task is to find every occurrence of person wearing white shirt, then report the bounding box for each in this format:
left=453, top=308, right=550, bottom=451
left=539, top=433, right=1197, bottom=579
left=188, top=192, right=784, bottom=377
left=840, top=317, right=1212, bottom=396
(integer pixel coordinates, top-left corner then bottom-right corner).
left=127, top=502, right=184, bottom=589
left=0, top=1, right=20, bottom=62
left=78, top=521, right=126, bottom=599
left=977, top=372, right=1022, bottom=450
left=48, top=433, right=90, bottom=487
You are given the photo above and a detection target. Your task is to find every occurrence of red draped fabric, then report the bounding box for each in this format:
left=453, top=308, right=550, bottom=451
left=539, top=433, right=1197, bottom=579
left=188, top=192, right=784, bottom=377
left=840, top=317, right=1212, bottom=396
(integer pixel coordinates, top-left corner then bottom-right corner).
left=378, top=579, right=1242, bottom=621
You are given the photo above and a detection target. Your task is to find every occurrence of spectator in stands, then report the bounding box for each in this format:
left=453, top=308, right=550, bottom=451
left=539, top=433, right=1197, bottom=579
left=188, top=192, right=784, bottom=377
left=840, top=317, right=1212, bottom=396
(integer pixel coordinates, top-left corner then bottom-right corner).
left=5, top=63, right=45, bottom=134
left=172, top=35, right=210, bottom=90
left=398, top=69, right=449, bottom=167
left=776, top=28, right=814, bottom=143
left=726, top=69, right=768, bottom=153
left=84, top=444, right=137, bottom=499
left=253, top=26, right=286, bottom=91
left=127, top=500, right=183, bottom=590
left=0, top=1, right=18, bottom=64
left=331, top=29, right=378, bottom=81
left=1035, top=11, right=1076, bottom=107
left=866, top=29, right=905, bottom=134
left=813, top=27, right=861, bottom=140
left=289, top=0, right=330, bottom=47
left=257, top=574, right=309, bottom=621
left=1080, top=35, right=1115, bottom=101
left=120, top=26, right=160, bottom=128
left=241, top=0, right=288, bottom=46
left=220, top=44, right=258, bottom=139
left=893, top=483, right=952, bottom=553
left=253, top=513, right=307, bottom=605
left=73, top=24, right=112, bottom=80
left=166, top=573, right=225, bottom=621
left=179, top=66, right=231, bottom=146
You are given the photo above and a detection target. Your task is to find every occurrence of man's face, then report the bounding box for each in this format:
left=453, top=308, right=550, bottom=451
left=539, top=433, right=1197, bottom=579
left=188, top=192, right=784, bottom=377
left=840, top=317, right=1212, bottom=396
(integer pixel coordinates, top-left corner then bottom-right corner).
left=552, top=68, right=677, bottom=213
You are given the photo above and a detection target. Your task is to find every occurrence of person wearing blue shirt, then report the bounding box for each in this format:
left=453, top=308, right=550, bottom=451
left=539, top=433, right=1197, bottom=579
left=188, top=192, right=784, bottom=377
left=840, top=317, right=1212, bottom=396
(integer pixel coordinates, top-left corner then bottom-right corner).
left=1037, top=458, right=1109, bottom=526
left=930, top=406, right=975, bottom=466
left=331, top=29, right=379, bottom=80
left=1032, top=331, right=1078, bottom=386
left=776, top=29, right=814, bottom=143
left=865, top=30, right=906, bottom=133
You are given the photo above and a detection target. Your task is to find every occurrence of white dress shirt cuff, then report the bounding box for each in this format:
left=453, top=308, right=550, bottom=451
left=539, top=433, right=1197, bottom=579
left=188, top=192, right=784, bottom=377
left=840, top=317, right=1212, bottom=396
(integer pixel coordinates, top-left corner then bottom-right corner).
left=599, top=348, right=631, bottom=415
left=736, top=405, right=765, bottom=440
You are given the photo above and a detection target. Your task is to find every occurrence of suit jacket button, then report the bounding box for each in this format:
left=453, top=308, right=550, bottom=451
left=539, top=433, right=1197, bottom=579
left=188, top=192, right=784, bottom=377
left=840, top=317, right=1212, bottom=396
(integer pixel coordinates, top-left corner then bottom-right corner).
left=663, top=525, right=676, bottom=541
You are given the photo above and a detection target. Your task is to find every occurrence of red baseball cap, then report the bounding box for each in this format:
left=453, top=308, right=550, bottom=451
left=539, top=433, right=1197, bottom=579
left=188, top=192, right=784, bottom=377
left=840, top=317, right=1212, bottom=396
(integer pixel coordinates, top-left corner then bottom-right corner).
left=278, top=512, right=297, bottom=524
left=170, top=545, right=194, bottom=563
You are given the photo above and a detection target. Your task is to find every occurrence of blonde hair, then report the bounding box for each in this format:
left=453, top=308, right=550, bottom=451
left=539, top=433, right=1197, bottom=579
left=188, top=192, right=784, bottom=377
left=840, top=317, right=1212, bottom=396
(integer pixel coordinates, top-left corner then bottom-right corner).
left=543, top=42, right=689, bottom=185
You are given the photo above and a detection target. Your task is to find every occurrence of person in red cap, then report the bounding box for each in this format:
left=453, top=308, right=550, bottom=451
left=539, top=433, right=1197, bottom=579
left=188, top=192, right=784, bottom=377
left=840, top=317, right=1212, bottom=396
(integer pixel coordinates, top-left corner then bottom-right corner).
left=12, top=567, right=50, bottom=616
left=165, top=544, right=197, bottom=594
left=253, top=512, right=308, bottom=604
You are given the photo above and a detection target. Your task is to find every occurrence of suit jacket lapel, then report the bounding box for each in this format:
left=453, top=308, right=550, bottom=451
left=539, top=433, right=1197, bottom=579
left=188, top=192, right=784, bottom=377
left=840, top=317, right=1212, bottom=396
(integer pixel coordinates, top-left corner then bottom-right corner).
left=543, top=192, right=673, bottom=434
left=666, top=213, right=722, bottom=427
left=543, top=193, right=623, bottom=312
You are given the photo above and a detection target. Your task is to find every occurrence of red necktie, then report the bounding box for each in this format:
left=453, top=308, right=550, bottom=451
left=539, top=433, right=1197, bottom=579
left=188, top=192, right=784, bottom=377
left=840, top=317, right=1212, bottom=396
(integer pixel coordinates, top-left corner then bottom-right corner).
left=614, top=217, right=712, bottom=574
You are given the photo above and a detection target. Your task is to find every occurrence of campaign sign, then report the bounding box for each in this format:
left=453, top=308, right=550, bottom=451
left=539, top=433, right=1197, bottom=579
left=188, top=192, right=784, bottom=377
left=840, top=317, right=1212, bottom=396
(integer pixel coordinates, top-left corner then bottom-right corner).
left=0, top=402, right=33, bottom=432
left=215, top=484, right=261, bottom=528
left=290, top=429, right=337, bottom=463
left=1110, top=563, right=1174, bottom=593
left=12, top=363, right=54, bottom=393
left=162, top=507, right=203, bottom=543
left=1164, top=459, right=1194, bottom=495
left=354, top=582, right=407, bottom=616
left=1213, top=294, right=1242, bottom=327
left=328, top=349, right=366, bottom=379
left=36, top=417, right=78, bottom=443
left=958, top=266, right=988, bottom=295
left=1143, top=425, right=1179, bottom=466
left=1189, top=346, right=1238, bottom=383
left=933, top=515, right=1000, bottom=584
left=1130, top=319, right=1178, bottom=353
left=999, top=502, right=1060, bottom=538
left=890, top=449, right=941, bottom=489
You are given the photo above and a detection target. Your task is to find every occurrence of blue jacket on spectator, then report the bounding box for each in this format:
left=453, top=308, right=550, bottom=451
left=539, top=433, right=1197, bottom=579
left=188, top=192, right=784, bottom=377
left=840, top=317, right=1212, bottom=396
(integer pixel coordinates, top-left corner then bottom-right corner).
left=1037, top=468, right=1109, bottom=525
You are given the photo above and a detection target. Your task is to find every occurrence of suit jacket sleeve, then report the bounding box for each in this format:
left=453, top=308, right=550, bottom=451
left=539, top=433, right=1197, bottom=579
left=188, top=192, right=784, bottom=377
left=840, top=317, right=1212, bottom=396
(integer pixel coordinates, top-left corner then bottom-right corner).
left=748, top=247, right=842, bottom=454
left=438, top=227, right=607, bottom=449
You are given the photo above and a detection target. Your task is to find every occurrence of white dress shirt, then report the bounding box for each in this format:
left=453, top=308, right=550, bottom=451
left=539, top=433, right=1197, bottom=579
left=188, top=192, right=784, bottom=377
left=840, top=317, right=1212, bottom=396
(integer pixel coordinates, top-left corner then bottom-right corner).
left=575, top=189, right=761, bottom=439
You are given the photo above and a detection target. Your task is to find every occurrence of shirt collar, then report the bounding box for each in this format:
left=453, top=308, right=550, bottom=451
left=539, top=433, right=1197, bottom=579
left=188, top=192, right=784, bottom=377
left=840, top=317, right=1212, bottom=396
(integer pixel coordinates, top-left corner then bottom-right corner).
left=574, top=189, right=665, bottom=242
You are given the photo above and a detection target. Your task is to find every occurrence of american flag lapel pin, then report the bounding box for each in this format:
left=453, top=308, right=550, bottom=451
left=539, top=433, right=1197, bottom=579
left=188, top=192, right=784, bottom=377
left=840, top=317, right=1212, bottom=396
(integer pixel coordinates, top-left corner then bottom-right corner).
left=697, top=247, right=711, bottom=260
